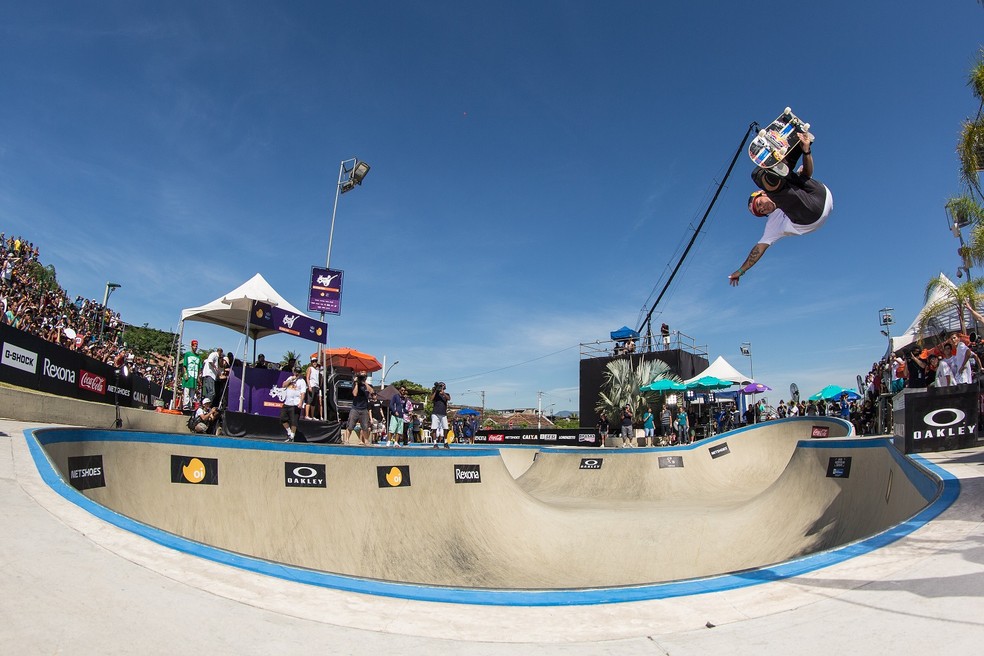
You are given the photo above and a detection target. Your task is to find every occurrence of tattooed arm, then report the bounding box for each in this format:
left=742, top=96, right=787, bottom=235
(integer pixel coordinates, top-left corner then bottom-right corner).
left=729, top=243, right=770, bottom=286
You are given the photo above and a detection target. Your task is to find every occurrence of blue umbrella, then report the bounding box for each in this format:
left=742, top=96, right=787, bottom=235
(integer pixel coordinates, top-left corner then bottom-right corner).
left=740, top=382, right=772, bottom=394
left=457, top=407, right=481, bottom=416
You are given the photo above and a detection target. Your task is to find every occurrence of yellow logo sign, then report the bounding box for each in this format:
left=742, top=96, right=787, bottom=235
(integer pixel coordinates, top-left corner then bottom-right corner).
left=182, top=457, right=207, bottom=483
left=385, top=466, right=403, bottom=486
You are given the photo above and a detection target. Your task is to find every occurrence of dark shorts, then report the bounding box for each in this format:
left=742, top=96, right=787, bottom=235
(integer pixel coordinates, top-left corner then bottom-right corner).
left=347, top=407, right=370, bottom=431
left=280, top=404, right=299, bottom=426
left=305, top=388, right=320, bottom=404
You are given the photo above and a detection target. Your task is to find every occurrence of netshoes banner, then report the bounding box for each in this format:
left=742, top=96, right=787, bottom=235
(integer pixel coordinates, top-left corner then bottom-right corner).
left=0, top=323, right=167, bottom=409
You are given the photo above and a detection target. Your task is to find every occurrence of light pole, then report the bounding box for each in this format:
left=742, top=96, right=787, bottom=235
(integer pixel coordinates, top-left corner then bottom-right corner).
left=878, top=307, right=895, bottom=433
left=381, top=360, right=399, bottom=388
left=945, top=199, right=974, bottom=282
left=326, top=157, right=371, bottom=273
left=99, top=282, right=121, bottom=341
left=740, top=341, right=754, bottom=410
left=320, top=157, right=370, bottom=416
left=465, top=389, right=486, bottom=416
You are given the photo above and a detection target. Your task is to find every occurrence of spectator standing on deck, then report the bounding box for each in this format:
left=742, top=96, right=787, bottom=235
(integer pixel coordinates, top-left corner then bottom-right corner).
left=431, top=382, right=451, bottom=448
left=180, top=340, right=203, bottom=410
left=620, top=404, right=634, bottom=448
left=305, top=357, right=322, bottom=420
left=642, top=406, right=655, bottom=445
left=598, top=413, right=610, bottom=447
left=281, top=366, right=306, bottom=442
left=676, top=407, right=690, bottom=445
left=201, top=348, right=223, bottom=406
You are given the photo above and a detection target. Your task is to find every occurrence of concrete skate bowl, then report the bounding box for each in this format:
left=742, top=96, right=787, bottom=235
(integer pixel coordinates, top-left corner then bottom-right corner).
left=26, top=418, right=955, bottom=606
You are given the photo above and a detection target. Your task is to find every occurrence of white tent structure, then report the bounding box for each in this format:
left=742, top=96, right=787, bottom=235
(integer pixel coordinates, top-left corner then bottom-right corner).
left=173, top=273, right=319, bottom=411
left=179, top=273, right=310, bottom=339
left=889, top=273, right=965, bottom=353
left=684, top=355, right=753, bottom=385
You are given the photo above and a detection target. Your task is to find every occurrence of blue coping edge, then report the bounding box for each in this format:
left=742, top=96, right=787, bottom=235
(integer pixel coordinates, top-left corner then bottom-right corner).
left=23, top=427, right=959, bottom=607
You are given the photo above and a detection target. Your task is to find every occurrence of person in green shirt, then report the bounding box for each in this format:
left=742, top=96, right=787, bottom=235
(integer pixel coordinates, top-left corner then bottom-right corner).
left=181, top=339, right=203, bottom=410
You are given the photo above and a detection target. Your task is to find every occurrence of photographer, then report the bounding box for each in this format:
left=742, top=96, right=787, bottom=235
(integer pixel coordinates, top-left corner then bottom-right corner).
left=431, top=382, right=451, bottom=448
left=347, top=371, right=373, bottom=445
left=191, top=398, right=220, bottom=434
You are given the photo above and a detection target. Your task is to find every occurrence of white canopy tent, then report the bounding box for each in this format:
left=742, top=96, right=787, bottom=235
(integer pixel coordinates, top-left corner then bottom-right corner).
left=173, top=273, right=320, bottom=411
left=889, top=273, right=964, bottom=353
left=684, top=355, right=753, bottom=385
left=179, top=273, right=309, bottom=339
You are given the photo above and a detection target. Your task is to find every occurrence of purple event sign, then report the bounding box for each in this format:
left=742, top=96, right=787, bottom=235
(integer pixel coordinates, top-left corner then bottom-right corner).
left=308, top=266, right=343, bottom=315
left=226, top=366, right=291, bottom=417
left=251, top=301, right=327, bottom=344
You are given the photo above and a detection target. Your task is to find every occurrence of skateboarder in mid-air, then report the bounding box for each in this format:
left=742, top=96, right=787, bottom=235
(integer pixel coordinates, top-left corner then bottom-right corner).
left=729, top=133, right=833, bottom=286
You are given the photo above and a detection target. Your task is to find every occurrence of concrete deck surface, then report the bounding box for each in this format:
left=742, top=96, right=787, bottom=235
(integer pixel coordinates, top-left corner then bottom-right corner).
left=3, top=419, right=984, bottom=655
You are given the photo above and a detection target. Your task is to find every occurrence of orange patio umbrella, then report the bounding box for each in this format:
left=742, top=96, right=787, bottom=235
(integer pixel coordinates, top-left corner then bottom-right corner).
left=310, top=347, right=382, bottom=372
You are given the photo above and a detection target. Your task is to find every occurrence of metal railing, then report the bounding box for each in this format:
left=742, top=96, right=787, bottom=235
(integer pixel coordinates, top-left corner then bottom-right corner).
left=579, top=330, right=708, bottom=360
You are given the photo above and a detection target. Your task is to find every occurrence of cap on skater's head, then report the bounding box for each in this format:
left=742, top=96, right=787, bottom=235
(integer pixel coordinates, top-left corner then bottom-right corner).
left=748, top=190, right=769, bottom=217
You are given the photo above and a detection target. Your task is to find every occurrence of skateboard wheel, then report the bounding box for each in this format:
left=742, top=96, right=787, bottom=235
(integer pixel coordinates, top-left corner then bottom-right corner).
left=784, top=106, right=791, bottom=114
left=758, top=129, right=766, bottom=138
left=803, top=122, right=810, bottom=131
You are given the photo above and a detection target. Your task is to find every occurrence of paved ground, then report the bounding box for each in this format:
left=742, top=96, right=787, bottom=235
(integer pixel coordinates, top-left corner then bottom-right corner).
left=3, top=419, right=984, bottom=654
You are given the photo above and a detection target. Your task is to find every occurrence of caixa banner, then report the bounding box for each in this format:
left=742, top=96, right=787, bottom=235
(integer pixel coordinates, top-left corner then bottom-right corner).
left=0, top=322, right=165, bottom=410
left=895, top=384, right=981, bottom=453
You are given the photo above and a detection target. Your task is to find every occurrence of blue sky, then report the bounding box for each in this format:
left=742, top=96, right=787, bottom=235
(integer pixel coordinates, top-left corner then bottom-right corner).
left=2, top=1, right=982, bottom=413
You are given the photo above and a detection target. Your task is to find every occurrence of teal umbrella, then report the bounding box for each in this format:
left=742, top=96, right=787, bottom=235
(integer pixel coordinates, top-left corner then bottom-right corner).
left=641, top=378, right=686, bottom=392
left=685, top=375, right=733, bottom=391
left=808, top=385, right=859, bottom=401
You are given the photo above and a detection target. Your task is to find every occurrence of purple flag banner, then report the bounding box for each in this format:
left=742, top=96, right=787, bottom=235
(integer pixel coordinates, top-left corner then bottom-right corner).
left=251, top=301, right=327, bottom=344
left=308, top=266, right=344, bottom=315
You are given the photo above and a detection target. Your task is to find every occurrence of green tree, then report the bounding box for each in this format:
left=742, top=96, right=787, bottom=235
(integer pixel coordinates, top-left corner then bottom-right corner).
left=122, top=323, right=178, bottom=357
left=26, top=261, right=58, bottom=294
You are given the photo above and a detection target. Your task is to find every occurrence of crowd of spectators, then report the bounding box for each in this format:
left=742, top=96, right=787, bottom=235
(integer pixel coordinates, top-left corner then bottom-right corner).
left=858, top=320, right=984, bottom=433
left=0, top=232, right=173, bottom=392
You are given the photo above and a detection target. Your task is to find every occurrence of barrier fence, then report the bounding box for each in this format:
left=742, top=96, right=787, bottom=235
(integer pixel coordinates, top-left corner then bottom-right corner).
left=0, top=323, right=170, bottom=410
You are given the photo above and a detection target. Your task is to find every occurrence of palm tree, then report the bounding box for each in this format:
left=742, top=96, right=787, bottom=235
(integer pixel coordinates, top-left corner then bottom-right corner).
left=958, top=50, right=984, bottom=199
left=917, top=276, right=984, bottom=338
left=594, top=357, right=677, bottom=425
left=280, top=350, right=299, bottom=369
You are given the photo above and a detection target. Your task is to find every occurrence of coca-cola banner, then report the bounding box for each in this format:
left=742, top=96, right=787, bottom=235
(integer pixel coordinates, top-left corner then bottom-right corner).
left=250, top=301, right=327, bottom=344
left=0, top=323, right=165, bottom=409
left=308, top=266, right=344, bottom=315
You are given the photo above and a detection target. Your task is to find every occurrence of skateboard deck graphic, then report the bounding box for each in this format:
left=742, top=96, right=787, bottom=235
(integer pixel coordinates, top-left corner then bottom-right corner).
left=748, top=107, right=810, bottom=171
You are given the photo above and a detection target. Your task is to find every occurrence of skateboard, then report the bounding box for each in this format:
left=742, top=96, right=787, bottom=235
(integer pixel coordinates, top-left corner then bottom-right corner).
left=748, top=107, right=811, bottom=175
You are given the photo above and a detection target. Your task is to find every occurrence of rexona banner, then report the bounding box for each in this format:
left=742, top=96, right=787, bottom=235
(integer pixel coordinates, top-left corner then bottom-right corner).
left=250, top=301, right=327, bottom=344
left=475, top=428, right=599, bottom=447
left=894, top=384, right=981, bottom=453
left=0, top=323, right=167, bottom=409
